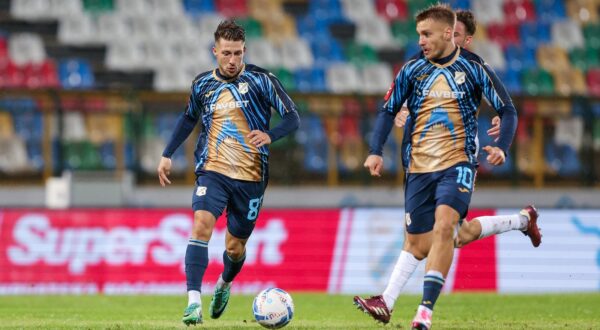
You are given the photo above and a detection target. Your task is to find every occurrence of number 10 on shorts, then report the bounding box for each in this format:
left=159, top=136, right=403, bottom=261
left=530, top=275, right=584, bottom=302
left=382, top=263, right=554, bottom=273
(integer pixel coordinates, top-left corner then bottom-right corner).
left=455, top=166, right=473, bottom=189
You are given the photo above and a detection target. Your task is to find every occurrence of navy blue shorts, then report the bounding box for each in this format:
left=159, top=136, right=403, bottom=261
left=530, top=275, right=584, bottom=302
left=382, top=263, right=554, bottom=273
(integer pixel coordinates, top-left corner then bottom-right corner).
left=192, top=170, right=267, bottom=239
left=404, top=162, right=475, bottom=234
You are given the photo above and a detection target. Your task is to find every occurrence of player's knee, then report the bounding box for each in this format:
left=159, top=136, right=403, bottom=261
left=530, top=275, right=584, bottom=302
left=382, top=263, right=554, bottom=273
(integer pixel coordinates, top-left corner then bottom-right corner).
left=225, top=244, right=245, bottom=260
left=433, top=220, right=455, bottom=239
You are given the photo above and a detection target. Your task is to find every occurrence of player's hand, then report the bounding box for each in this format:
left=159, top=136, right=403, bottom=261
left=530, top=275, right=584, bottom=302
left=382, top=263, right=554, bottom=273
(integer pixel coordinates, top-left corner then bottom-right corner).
left=248, top=130, right=272, bottom=147
left=487, top=116, right=501, bottom=141
left=364, top=155, right=384, bottom=177
left=394, top=109, right=409, bottom=128
left=482, top=146, right=505, bottom=166
left=157, top=156, right=172, bottom=187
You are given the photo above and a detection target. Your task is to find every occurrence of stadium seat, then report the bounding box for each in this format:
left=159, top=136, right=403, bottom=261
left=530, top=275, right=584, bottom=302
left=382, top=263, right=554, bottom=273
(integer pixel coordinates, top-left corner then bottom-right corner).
left=495, top=68, right=522, bottom=95
left=360, top=63, right=394, bottom=94
left=214, top=0, right=248, bottom=17
left=261, top=13, right=298, bottom=45
left=587, top=68, right=600, bottom=97
left=326, top=63, right=360, bottom=94
left=536, top=45, right=571, bottom=72
left=521, top=68, right=555, bottom=95
left=115, top=0, right=148, bottom=16
left=236, top=17, right=264, bottom=39
left=310, top=32, right=345, bottom=66
left=486, top=22, right=521, bottom=49
left=8, top=33, right=46, bottom=66
left=375, top=0, right=408, bottom=21
left=153, top=66, right=189, bottom=92
left=58, top=15, right=98, bottom=46
left=354, top=16, right=395, bottom=49
left=520, top=21, right=552, bottom=48
left=344, top=42, right=378, bottom=67
left=294, top=68, right=327, bottom=93
left=551, top=19, right=585, bottom=50
left=270, top=67, right=296, bottom=91
left=58, top=59, right=95, bottom=89
left=582, top=23, right=600, bottom=49
left=565, top=0, right=598, bottom=24
left=569, top=46, right=599, bottom=71
left=298, top=115, right=328, bottom=173
left=280, top=38, right=314, bottom=70
left=183, top=0, right=215, bottom=16
left=341, top=0, right=378, bottom=22
left=472, top=0, right=505, bottom=24
left=83, top=0, right=115, bottom=13
left=471, top=40, right=506, bottom=70
left=0, top=60, right=26, bottom=89
left=62, top=112, right=88, bottom=141
left=534, top=0, right=567, bottom=22
left=391, top=18, right=418, bottom=48
left=551, top=68, right=587, bottom=96
left=10, top=0, right=52, bottom=21
left=0, top=135, right=31, bottom=173
left=503, top=0, right=536, bottom=23
left=23, top=59, right=60, bottom=89
left=245, top=38, right=281, bottom=69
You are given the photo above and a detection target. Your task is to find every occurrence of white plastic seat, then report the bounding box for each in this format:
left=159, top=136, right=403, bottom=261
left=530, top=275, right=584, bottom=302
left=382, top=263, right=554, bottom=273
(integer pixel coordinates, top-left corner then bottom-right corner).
left=279, top=38, right=314, bottom=70
left=62, top=112, right=87, bottom=142
left=155, top=16, right=199, bottom=43
left=10, top=0, right=52, bottom=21
left=170, top=40, right=214, bottom=70
left=153, top=66, right=190, bottom=92
left=471, top=40, right=506, bottom=71
left=140, top=137, right=167, bottom=174
left=326, top=63, right=361, bottom=94
left=105, top=40, right=145, bottom=71
left=195, top=14, right=226, bottom=44
left=341, top=0, right=378, bottom=22
left=8, top=33, right=46, bottom=65
left=50, top=0, right=83, bottom=18
left=115, top=0, right=148, bottom=16
left=0, top=136, right=31, bottom=173
left=58, top=15, right=99, bottom=45
left=361, top=63, right=394, bottom=94
left=245, top=38, right=281, bottom=68
left=145, top=0, right=185, bottom=18
left=355, top=17, right=394, bottom=49
left=472, top=0, right=504, bottom=24
left=552, top=19, right=585, bottom=50
left=97, top=14, right=131, bottom=42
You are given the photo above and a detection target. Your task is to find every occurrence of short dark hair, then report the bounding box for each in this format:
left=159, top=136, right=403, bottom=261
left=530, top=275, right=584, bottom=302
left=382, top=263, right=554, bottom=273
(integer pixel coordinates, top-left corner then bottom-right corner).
left=415, top=3, right=456, bottom=28
left=456, top=10, right=476, bottom=36
left=214, top=20, right=245, bottom=43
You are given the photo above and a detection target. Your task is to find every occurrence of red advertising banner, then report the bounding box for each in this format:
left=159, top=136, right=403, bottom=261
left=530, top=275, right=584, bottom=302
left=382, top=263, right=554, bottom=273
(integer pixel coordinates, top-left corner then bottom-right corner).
left=0, top=209, right=341, bottom=294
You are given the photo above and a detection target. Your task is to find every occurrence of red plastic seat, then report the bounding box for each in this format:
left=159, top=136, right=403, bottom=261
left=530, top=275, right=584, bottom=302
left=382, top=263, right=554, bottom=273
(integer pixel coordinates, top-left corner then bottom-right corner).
left=0, top=60, right=25, bottom=88
left=22, top=59, right=59, bottom=89
left=504, top=0, right=536, bottom=23
left=375, top=0, right=408, bottom=21
left=215, top=0, right=248, bottom=17
left=587, top=68, right=600, bottom=97
left=487, top=22, right=521, bottom=49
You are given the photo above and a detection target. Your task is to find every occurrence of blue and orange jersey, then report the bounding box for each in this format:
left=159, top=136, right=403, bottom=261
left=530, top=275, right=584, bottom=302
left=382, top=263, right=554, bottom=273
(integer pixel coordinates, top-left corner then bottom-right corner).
left=183, top=64, right=298, bottom=182
left=371, top=47, right=517, bottom=173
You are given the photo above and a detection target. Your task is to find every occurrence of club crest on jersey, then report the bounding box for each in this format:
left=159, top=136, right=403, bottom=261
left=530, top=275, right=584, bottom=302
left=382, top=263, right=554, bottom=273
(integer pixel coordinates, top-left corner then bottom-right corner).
left=238, top=82, right=249, bottom=94
left=454, top=71, right=466, bottom=84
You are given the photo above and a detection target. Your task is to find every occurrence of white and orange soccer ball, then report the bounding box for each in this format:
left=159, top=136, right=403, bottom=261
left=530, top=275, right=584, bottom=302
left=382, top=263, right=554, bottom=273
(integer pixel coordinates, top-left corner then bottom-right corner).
left=253, top=288, right=294, bottom=329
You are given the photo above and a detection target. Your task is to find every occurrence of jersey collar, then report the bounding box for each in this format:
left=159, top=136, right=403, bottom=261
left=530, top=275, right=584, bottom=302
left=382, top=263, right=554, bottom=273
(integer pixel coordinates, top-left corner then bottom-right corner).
left=213, top=63, right=246, bottom=82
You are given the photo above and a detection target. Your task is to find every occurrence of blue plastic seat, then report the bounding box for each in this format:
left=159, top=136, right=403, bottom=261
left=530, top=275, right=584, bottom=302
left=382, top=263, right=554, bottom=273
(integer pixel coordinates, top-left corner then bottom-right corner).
left=183, top=0, right=214, bottom=16
left=58, top=58, right=95, bottom=89
left=294, top=68, right=327, bottom=93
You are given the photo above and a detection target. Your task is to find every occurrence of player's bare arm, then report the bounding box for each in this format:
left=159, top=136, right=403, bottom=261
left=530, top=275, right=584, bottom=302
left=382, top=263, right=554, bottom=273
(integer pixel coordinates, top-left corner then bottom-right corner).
left=157, top=156, right=172, bottom=187
left=363, top=155, right=383, bottom=177
left=247, top=130, right=272, bottom=147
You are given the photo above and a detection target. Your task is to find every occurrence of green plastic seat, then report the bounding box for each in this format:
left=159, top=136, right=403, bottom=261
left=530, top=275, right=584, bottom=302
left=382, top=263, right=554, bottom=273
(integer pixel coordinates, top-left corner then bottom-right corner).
left=82, top=0, right=114, bottom=13
left=344, top=42, right=378, bottom=67
left=521, top=69, right=554, bottom=96
left=582, top=23, right=600, bottom=49
left=391, top=19, right=417, bottom=47
left=270, top=67, right=296, bottom=91
left=63, top=140, right=102, bottom=170
left=237, top=17, right=263, bottom=40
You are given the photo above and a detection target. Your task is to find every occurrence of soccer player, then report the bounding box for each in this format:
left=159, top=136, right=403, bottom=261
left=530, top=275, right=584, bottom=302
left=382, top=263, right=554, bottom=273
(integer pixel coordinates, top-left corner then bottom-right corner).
left=157, top=20, right=300, bottom=325
left=353, top=5, right=539, bottom=330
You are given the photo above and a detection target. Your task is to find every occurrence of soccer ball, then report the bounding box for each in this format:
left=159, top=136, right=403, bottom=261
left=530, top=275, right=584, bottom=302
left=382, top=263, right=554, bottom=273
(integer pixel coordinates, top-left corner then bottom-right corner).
left=253, top=288, right=294, bottom=329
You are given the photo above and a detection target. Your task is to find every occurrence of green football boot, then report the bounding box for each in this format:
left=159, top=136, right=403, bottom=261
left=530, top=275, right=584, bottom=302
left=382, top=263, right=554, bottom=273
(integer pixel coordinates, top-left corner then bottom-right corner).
left=182, top=302, right=202, bottom=326
left=209, top=282, right=231, bottom=319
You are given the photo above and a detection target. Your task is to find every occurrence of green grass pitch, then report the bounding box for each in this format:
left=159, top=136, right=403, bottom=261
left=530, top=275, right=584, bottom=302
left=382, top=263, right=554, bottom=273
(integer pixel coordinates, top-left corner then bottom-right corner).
left=1, top=293, right=598, bottom=329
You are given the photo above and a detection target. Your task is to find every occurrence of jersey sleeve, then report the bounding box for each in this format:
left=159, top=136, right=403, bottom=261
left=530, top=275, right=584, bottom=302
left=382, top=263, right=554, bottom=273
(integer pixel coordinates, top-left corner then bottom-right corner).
left=369, top=63, right=413, bottom=156
left=478, top=62, right=518, bottom=155
left=263, top=72, right=300, bottom=142
left=162, top=82, right=202, bottom=158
